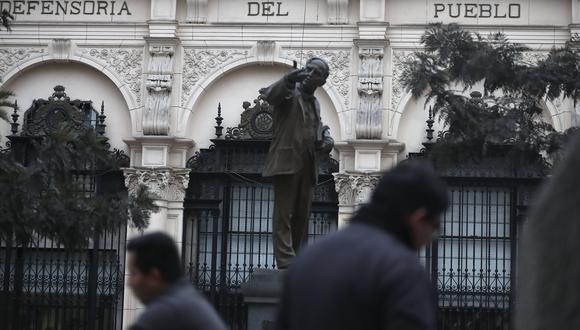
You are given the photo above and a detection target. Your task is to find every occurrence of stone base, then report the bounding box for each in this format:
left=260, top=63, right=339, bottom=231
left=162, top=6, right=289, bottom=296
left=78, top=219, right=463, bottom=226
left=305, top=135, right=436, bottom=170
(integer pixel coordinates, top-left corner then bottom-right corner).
left=240, top=269, right=285, bottom=330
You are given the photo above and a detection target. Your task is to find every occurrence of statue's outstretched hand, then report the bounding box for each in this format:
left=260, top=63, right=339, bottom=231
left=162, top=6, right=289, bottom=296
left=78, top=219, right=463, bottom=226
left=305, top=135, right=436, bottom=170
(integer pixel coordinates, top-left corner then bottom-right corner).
left=286, top=68, right=310, bottom=83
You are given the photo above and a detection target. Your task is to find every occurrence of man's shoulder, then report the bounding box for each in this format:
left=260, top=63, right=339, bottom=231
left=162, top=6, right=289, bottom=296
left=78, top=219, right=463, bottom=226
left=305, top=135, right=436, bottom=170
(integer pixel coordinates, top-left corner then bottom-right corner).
left=131, top=300, right=179, bottom=330
left=132, top=281, right=226, bottom=330
left=311, top=224, right=422, bottom=271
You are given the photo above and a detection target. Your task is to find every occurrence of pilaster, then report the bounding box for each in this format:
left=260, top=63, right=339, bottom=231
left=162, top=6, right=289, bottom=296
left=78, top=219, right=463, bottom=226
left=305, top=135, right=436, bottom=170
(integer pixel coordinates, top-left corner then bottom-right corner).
left=354, top=39, right=389, bottom=139
left=359, top=0, right=386, bottom=22
left=573, top=0, right=580, bottom=24
left=121, top=134, right=193, bottom=328
left=333, top=139, right=404, bottom=224
left=121, top=166, right=191, bottom=329
left=124, top=136, right=194, bottom=168
left=143, top=39, right=179, bottom=135
left=149, top=0, right=177, bottom=38
left=186, top=0, right=209, bottom=23
left=328, top=0, right=350, bottom=24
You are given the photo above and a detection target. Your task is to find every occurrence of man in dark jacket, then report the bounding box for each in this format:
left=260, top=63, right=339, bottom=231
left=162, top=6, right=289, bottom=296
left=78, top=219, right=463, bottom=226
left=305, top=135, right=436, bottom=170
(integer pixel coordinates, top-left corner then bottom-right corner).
left=127, top=232, right=226, bottom=330
left=276, top=161, right=449, bottom=330
left=260, top=57, right=334, bottom=269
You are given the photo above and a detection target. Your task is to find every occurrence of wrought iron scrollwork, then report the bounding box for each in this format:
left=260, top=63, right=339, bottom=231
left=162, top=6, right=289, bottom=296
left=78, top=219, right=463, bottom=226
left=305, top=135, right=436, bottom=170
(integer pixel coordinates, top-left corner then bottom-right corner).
left=224, top=98, right=274, bottom=140
left=20, top=86, right=98, bottom=136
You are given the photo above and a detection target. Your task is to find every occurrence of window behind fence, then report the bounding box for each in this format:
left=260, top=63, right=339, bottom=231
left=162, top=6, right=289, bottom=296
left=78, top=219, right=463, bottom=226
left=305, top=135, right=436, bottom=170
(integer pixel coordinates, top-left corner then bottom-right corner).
left=422, top=182, right=521, bottom=330
left=184, top=180, right=338, bottom=329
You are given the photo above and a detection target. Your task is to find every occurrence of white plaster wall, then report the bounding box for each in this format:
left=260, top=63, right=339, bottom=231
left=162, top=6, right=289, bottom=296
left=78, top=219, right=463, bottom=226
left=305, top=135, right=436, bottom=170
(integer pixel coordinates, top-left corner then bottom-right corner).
left=186, top=64, right=341, bottom=150
left=396, top=96, right=435, bottom=157
left=3, top=62, right=132, bottom=151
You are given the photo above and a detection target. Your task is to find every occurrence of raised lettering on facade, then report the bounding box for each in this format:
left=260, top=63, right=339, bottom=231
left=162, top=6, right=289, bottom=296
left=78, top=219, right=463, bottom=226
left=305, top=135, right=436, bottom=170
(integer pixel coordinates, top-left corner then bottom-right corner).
left=247, top=2, right=288, bottom=17
left=0, top=1, right=132, bottom=16
left=433, top=3, right=521, bottom=19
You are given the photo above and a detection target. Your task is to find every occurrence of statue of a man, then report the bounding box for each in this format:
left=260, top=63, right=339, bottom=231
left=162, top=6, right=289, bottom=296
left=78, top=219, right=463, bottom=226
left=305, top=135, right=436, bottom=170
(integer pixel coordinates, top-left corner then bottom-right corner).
left=260, top=57, right=334, bottom=269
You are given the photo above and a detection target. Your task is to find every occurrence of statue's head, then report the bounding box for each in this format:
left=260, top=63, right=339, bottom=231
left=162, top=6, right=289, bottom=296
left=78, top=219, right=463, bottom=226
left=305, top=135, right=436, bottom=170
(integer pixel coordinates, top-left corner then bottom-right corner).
left=302, top=57, right=330, bottom=90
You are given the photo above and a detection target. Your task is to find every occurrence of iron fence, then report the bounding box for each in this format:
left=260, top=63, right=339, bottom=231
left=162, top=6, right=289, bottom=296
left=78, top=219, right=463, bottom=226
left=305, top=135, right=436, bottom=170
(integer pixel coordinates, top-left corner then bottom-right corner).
left=184, top=178, right=338, bottom=329
left=0, top=229, right=127, bottom=330
left=420, top=177, right=538, bottom=330
left=0, top=86, right=128, bottom=330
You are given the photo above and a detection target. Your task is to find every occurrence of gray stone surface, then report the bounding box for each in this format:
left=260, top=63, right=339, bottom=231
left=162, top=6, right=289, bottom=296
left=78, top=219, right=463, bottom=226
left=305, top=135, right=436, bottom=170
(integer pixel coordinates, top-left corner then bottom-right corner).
left=515, top=135, right=580, bottom=330
left=241, top=269, right=285, bottom=330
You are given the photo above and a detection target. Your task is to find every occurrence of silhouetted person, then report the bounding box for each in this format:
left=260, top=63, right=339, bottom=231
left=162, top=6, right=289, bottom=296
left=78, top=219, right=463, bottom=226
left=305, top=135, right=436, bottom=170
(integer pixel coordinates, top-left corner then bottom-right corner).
left=276, top=161, right=449, bottom=330
left=127, top=232, right=226, bottom=330
left=260, top=57, right=334, bottom=269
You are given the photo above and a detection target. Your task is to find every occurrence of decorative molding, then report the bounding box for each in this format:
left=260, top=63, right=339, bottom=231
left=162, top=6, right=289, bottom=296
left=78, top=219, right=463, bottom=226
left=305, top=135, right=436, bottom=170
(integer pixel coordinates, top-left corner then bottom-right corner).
left=356, top=47, right=385, bottom=139
left=327, top=0, right=349, bottom=24
left=333, top=172, right=381, bottom=205
left=253, top=40, right=278, bottom=64
left=181, top=48, right=248, bottom=106
left=521, top=51, right=548, bottom=66
left=49, top=39, right=73, bottom=60
left=284, top=49, right=351, bottom=106
left=124, top=168, right=191, bottom=202
left=0, top=47, right=46, bottom=79
left=186, top=0, right=208, bottom=23
left=224, top=97, right=274, bottom=140
left=391, top=50, right=414, bottom=110
left=333, top=173, right=355, bottom=205
left=79, top=47, right=144, bottom=105
left=144, top=45, right=175, bottom=135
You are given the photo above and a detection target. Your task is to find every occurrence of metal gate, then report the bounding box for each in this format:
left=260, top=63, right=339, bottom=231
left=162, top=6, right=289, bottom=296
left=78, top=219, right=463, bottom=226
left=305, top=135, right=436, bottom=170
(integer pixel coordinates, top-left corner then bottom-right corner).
left=0, top=86, right=130, bottom=330
left=0, top=231, right=127, bottom=330
left=419, top=171, right=542, bottom=330
left=183, top=98, right=339, bottom=328
left=184, top=179, right=337, bottom=329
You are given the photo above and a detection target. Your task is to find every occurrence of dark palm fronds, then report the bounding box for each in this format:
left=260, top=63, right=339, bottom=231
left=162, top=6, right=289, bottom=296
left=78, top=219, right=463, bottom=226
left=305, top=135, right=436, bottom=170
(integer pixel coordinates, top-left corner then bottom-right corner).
left=1, top=9, right=13, bottom=31
left=0, top=129, right=158, bottom=248
left=402, top=23, right=580, bottom=165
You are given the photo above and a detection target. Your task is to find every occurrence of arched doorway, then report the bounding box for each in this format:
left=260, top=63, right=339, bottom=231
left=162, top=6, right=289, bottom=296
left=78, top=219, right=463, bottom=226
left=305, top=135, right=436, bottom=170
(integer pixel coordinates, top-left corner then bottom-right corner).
left=0, top=61, right=132, bottom=330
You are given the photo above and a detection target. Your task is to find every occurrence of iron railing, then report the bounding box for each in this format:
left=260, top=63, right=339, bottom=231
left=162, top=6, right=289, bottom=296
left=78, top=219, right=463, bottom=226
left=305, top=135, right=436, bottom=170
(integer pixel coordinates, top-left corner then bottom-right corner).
left=0, top=229, right=127, bottom=330
left=184, top=177, right=338, bottom=329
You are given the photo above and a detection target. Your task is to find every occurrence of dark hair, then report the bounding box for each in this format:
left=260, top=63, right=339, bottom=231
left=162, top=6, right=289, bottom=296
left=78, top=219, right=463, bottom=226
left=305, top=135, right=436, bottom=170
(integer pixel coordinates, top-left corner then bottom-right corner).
left=306, top=57, right=330, bottom=79
left=352, top=160, right=449, bottom=247
left=127, top=232, right=183, bottom=283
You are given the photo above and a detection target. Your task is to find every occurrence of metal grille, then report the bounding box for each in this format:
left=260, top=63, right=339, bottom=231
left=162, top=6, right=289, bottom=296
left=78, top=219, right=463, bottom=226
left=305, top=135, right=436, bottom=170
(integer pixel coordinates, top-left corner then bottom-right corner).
left=0, top=87, right=128, bottom=330
left=184, top=180, right=338, bottom=329
left=422, top=182, right=521, bottom=330
left=0, top=229, right=127, bottom=330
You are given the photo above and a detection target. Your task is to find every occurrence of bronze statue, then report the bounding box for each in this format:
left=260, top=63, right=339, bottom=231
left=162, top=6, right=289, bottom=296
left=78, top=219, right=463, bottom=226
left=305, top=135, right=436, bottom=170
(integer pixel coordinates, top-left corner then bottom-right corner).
left=260, top=57, right=334, bottom=269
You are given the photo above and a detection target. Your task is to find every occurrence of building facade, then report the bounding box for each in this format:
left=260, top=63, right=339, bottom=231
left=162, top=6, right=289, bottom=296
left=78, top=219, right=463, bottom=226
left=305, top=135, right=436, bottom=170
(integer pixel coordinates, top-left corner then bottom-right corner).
left=1, top=0, right=579, bottom=328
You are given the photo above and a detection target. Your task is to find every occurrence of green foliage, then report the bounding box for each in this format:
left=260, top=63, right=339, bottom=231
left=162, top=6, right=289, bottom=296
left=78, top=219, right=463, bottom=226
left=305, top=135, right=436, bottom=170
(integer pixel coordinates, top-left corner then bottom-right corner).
left=1, top=9, right=13, bottom=31
left=0, top=129, right=159, bottom=248
left=0, top=90, right=15, bottom=122
left=402, top=23, right=579, bottom=164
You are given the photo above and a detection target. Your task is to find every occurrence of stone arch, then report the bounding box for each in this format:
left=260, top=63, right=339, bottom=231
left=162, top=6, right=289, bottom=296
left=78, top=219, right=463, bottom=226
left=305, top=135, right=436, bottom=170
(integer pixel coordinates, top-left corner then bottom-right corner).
left=543, top=99, right=565, bottom=132
left=393, top=90, right=569, bottom=156
left=391, top=90, right=414, bottom=139
left=2, top=54, right=139, bottom=111
left=1, top=57, right=135, bottom=149
left=180, top=56, right=348, bottom=141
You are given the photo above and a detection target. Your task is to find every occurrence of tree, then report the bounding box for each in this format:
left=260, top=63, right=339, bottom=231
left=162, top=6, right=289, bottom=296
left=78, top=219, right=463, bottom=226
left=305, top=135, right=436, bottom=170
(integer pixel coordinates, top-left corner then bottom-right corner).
left=0, top=12, right=157, bottom=248
left=0, top=127, right=158, bottom=248
left=0, top=90, right=14, bottom=122
left=1, top=9, right=13, bottom=31
left=402, top=23, right=579, bottom=165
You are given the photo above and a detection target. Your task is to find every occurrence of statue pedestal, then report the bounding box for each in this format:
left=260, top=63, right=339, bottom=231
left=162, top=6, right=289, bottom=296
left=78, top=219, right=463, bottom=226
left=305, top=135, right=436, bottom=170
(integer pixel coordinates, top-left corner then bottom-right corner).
left=241, top=269, right=285, bottom=330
